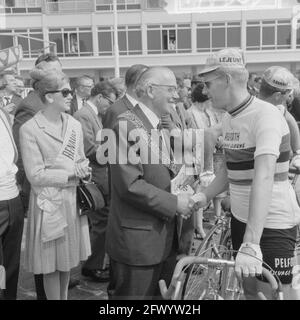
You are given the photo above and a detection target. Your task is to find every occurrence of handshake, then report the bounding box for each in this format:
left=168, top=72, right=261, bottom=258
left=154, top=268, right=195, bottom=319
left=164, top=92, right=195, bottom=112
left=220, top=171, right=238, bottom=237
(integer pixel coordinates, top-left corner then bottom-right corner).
left=176, top=192, right=208, bottom=220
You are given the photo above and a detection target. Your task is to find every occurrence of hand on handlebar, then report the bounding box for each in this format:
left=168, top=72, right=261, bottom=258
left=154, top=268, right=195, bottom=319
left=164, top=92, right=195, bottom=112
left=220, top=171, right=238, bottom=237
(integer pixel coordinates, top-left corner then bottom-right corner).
left=235, top=243, right=263, bottom=279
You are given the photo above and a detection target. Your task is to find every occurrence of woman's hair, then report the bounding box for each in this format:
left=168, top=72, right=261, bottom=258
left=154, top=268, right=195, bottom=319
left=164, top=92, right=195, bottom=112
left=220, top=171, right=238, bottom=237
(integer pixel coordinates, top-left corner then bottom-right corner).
left=30, top=65, right=68, bottom=103
left=191, top=83, right=209, bottom=103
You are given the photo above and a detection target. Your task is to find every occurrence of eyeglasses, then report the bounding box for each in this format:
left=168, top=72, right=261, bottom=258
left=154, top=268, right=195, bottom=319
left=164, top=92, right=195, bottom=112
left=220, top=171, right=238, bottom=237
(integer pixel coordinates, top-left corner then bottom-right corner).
left=80, top=84, right=94, bottom=88
left=149, top=83, right=178, bottom=93
left=45, top=88, right=74, bottom=98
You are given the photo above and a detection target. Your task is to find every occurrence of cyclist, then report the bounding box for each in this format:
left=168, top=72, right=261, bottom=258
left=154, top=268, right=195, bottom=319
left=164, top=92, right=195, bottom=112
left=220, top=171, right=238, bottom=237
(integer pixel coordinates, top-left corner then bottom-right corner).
left=258, top=66, right=300, bottom=169
left=192, top=48, right=300, bottom=299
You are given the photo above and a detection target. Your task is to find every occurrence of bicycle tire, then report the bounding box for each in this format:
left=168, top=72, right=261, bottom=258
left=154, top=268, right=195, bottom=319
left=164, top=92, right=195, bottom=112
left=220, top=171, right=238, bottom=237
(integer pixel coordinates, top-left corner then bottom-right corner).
left=181, top=222, right=225, bottom=300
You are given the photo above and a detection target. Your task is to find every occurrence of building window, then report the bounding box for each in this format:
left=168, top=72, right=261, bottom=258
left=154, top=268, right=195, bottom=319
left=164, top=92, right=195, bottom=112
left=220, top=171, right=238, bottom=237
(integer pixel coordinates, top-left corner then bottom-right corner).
left=0, top=28, right=43, bottom=58
left=147, top=24, right=191, bottom=54
left=197, top=22, right=241, bottom=52
left=118, top=25, right=142, bottom=55
left=98, top=27, right=113, bottom=56
left=247, top=20, right=291, bottom=51
left=98, top=25, right=142, bottom=56
left=3, top=0, right=42, bottom=14
left=295, top=20, right=300, bottom=49
left=95, top=0, right=141, bottom=11
left=49, top=27, right=93, bottom=57
left=146, top=0, right=162, bottom=9
left=0, top=30, right=14, bottom=51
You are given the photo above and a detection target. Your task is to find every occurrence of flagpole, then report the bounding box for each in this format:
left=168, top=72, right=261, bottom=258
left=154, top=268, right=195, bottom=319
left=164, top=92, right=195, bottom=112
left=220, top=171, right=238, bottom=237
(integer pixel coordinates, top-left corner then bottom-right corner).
left=113, top=0, right=120, bottom=78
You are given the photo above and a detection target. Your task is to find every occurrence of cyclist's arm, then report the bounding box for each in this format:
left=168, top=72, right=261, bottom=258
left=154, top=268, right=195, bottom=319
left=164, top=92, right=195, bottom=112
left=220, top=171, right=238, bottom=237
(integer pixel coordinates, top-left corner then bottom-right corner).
left=285, top=111, right=300, bottom=153
left=203, top=159, right=229, bottom=202
left=243, top=154, right=277, bottom=244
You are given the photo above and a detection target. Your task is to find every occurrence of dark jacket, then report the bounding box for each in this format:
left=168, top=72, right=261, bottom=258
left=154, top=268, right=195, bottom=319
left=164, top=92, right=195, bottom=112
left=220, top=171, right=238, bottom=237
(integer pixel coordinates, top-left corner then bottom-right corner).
left=105, top=105, right=181, bottom=266
left=13, top=91, right=44, bottom=210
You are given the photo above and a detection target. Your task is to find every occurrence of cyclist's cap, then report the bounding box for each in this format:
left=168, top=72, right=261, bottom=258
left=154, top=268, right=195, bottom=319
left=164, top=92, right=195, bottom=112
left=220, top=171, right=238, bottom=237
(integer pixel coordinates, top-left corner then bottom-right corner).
left=262, top=66, right=294, bottom=91
left=199, top=48, right=246, bottom=80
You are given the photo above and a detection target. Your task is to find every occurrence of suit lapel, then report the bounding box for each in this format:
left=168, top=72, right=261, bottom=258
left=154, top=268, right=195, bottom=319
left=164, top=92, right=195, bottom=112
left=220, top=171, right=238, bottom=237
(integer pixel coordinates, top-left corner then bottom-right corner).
left=133, top=104, right=154, bottom=132
left=131, top=105, right=179, bottom=177
left=34, top=111, right=64, bottom=143
left=84, top=103, right=103, bottom=129
left=123, top=95, right=135, bottom=111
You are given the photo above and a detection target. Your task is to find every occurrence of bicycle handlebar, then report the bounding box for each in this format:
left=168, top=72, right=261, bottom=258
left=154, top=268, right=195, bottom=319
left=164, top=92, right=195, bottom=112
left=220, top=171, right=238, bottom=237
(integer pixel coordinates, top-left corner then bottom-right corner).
left=159, top=256, right=280, bottom=300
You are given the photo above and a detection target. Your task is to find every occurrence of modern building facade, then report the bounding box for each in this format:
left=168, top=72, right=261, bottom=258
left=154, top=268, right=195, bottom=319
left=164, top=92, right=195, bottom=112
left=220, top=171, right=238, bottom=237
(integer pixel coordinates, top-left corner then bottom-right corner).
left=1, top=0, right=300, bottom=81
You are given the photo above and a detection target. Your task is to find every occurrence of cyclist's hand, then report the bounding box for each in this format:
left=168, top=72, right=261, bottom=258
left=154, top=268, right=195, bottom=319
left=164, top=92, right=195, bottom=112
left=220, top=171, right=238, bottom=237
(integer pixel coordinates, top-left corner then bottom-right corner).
left=235, top=242, right=263, bottom=278
left=291, top=154, right=300, bottom=169
left=177, top=193, right=193, bottom=219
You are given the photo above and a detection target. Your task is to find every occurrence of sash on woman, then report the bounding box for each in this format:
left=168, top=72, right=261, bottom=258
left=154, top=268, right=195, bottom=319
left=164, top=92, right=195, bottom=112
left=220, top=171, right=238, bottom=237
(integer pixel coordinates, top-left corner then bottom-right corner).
left=36, top=118, right=81, bottom=243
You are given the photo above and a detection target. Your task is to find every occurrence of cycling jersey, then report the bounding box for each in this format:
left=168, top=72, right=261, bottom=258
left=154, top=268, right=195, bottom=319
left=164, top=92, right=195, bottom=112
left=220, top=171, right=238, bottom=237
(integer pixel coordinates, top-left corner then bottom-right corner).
left=222, top=95, right=300, bottom=229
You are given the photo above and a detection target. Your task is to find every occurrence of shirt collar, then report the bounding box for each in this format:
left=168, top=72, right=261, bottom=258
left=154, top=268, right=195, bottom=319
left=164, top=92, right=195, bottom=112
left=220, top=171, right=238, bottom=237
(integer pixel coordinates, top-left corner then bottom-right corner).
left=138, top=101, right=160, bottom=129
left=228, top=95, right=254, bottom=117
left=86, top=100, right=98, bottom=115
left=126, top=93, right=139, bottom=108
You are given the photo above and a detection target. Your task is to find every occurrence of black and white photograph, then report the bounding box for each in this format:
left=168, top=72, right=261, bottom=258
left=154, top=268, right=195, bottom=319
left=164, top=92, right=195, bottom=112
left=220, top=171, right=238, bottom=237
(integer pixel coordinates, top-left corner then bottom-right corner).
left=1, top=0, right=300, bottom=305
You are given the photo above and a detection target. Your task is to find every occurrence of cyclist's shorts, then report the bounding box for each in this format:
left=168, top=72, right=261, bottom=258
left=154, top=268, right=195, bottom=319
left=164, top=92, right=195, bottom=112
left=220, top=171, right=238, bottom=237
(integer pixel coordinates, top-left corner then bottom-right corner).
left=231, top=215, right=297, bottom=284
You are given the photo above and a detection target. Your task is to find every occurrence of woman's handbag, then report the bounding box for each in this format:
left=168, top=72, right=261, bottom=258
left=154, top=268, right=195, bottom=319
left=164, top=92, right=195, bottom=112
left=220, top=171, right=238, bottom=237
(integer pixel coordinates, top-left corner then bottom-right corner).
left=77, top=176, right=105, bottom=214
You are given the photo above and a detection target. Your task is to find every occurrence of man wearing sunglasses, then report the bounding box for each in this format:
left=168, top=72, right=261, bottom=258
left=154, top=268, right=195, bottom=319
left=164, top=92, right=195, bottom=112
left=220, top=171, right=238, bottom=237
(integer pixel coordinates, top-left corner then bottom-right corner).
left=74, top=81, right=117, bottom=283
left=192, top=48, right=300, bottom=299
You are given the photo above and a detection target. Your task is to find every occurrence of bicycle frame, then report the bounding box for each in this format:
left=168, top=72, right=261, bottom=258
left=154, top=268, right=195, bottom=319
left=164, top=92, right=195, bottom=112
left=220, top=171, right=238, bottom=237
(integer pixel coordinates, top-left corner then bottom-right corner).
left=159, top=256, right=283, bottom=300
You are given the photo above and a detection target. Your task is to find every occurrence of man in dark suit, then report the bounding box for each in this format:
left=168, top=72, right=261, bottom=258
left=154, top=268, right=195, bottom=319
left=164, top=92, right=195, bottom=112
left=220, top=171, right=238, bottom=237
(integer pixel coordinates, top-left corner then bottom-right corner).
left=102, top=64, right=148, bottom=130
left=104, top=66, right=194, bottom=299
left=69, top=75, right=94, bottom=115
left=74, top=81, right=117, bottom=282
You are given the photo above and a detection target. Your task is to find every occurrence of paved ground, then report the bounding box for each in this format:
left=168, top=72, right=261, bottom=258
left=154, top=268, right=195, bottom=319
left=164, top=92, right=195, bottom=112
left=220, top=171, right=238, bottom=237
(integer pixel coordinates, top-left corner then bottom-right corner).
left=17, top=219, right=108, bottom=300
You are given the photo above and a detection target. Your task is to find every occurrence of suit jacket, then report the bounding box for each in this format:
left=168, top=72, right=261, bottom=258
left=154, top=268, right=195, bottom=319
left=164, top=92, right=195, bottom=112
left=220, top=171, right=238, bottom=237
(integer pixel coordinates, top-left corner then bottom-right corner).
left=10, top=94, right=23, bottom=115
left=13, top=91, right=44, bottom=210
left=105, top=105, right=181, bottom=266
left=73, top=103, right=109, bottom=195
left=69, top=95, right=79, bottom=116
left=102, top=94, right=135, bottom=129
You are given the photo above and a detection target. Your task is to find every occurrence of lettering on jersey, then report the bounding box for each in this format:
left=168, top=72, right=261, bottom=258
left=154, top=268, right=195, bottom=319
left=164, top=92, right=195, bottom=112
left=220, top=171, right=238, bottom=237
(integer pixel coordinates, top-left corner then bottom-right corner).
left=224, top=132, right=240, bottom=141
left=223, top=131, right=245, bottom=149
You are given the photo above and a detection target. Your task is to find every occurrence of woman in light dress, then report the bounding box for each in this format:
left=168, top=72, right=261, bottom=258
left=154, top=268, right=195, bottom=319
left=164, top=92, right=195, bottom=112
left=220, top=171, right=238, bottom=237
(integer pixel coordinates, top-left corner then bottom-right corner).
left=20, top=66, right=91, bottom=300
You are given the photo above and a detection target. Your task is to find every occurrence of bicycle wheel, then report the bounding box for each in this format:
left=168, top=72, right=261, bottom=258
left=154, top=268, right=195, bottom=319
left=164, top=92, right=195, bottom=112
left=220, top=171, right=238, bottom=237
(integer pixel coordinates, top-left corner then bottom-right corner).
left=181, top=222, right=226, bottom=300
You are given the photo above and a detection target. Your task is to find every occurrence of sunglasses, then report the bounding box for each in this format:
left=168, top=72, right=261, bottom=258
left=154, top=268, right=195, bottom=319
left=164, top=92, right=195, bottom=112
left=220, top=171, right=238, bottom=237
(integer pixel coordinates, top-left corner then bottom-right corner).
left=45, top=88, right=74, bottom=98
